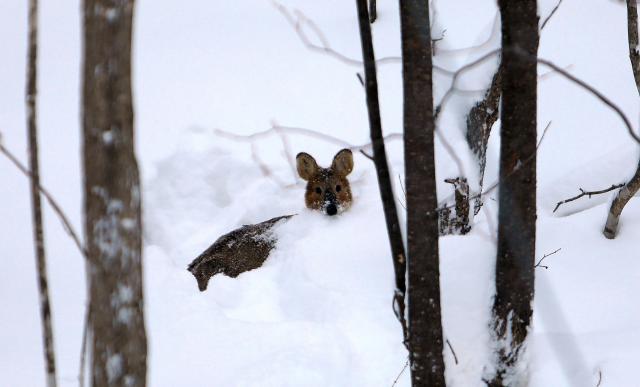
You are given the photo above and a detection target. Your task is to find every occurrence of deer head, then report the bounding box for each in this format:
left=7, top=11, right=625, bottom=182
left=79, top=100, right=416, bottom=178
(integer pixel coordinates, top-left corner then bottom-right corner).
left=296, top=149, right=354, bottom=216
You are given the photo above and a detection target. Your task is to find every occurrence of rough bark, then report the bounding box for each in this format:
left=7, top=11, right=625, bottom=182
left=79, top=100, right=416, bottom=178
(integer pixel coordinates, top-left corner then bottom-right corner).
left=603, top=0, right=640, bottom=239
left=400, top=0, right=446, bottom=385
left=466, top=66, right=502, bottom=214
left=354, top=0, right=408, bottom=343
left=26, top=0, right=58, bottom=385
left=82, top=0, right=147, bottom=385
left=490, top=0, right=539, bottom=385
left=188, top=215, right=294, bottom=291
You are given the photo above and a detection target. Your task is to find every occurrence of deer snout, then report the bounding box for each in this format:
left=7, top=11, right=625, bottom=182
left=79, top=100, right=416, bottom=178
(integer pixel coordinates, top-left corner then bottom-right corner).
left=323, top=190, right=338, bottom=216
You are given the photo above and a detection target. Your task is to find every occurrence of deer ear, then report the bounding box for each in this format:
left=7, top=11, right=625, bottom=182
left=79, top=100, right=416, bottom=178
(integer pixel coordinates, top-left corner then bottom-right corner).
left=296, top=152, right=319, bottom=181
left=331, top=149, right=353, bottom=176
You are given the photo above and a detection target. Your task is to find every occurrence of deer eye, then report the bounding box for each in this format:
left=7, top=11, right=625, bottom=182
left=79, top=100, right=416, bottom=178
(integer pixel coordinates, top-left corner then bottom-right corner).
left=315, top=187, right=322, bottom=194
left=336, top=185, right=342, bottom=192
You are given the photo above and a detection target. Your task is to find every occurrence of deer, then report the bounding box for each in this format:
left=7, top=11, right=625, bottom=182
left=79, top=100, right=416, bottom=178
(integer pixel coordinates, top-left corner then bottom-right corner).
left=188, top=149, right=354, bottom=291
left=296, top=148, right=354, bottom=216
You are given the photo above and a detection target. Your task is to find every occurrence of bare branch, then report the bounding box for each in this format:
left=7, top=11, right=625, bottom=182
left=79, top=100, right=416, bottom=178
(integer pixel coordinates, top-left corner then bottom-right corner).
left=540, top=0, right=563, bottom=31
left=359, top=149, right=374, bottom=160
left=440, top=121, right=553, bottom=212
left=0, top=139, right=87, bottom=257
left=534, top=248, right=561, bottom=270
left=271, top=1, right=455, bottom=76
left=437, top=12, right=499, bottom=57
left=538, top=57, right=640, bottom=144
left=391, top=359, right=410, bottom=387
left=553, top=184, right=625, bottom=213
left=445, top=339, right=459, bottom=365
left=437, top=48, right=640, bottom=145
left=368, top=0, right=376, bottom=23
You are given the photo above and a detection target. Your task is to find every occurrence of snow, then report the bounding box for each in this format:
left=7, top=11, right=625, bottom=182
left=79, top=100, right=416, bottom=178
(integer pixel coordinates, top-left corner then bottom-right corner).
left=2, top=0, right=640, bottom=386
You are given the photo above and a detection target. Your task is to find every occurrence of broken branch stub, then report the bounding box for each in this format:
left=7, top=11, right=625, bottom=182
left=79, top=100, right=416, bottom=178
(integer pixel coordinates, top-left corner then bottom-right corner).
left=187, top=215, right=294, bottom=291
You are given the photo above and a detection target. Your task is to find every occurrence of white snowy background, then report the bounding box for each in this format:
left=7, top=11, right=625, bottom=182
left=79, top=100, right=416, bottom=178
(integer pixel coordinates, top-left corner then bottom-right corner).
left=1, top=0, right=640, bottom=386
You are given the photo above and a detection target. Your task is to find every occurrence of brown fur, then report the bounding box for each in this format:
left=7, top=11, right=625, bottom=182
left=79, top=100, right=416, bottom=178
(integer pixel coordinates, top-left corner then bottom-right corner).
left=187, top=215, right=294, bottom=291
left=296, top=149, right=354, bottom=215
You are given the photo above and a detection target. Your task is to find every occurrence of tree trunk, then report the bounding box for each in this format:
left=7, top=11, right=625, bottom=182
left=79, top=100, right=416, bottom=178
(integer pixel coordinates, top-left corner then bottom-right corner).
left=399, top=0, right=446, bottom=385
left=354, top=0, right=408, bottom=343
left=82, top=0, right=147, bottom=385
left=26, top=0, right=58, bottom=385
left=490, top=0, right=539, bottom=385
left=603, top=0, right=640, bottom=239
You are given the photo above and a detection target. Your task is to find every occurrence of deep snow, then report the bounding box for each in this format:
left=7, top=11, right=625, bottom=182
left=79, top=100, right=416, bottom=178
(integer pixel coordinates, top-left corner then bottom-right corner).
left=2, top=0, right=640, bottom=386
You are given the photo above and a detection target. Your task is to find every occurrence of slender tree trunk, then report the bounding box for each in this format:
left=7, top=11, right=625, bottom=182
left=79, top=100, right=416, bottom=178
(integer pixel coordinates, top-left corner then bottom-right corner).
left=399, top=0, right=446, bottom=385
left=490, top=1, right=539, bottom=385
left=354, top=0, right=408, bottom=343
left=603, top=0, right=640, bottom=239
left=26, top=1, right=58, bottom=386
left=82, top=1, right=147, bottom=385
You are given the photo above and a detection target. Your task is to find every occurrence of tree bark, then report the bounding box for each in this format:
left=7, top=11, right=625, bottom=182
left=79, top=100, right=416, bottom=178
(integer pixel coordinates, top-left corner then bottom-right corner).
left=490, top=1, right=539, bottom=385
left=603, top=0, right=640, bottom=239
left=354, top=0, right=408, bottom=343
left=82, top=0, right=147, bottom=385
left=466, top=66, right=502, bottom=214
left=399, top=0, right=446, bottom=385
left=26, top=0, right=58, bottom=385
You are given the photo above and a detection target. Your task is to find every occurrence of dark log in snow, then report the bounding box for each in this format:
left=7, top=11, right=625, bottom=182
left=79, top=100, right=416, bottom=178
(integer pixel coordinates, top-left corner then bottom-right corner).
left=188, top=215, right=294, bottom=291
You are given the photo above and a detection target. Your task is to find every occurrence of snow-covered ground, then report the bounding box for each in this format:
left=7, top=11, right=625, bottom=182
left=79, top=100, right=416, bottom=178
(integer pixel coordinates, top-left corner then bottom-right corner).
left=2, top=0, right=640, bottom=386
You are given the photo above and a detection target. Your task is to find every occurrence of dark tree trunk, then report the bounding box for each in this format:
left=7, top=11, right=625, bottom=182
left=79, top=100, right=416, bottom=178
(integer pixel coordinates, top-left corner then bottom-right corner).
left=603, top=0, right=640, bottom=239
left=490, top=0, right=539, bottom=385
left=82, top=0, right=147, bottom=385
left=399, top=0, right=446, bottom=385
left=26, top=0, right=58, bottom=385
left=354, top=0, right=408, bottom=343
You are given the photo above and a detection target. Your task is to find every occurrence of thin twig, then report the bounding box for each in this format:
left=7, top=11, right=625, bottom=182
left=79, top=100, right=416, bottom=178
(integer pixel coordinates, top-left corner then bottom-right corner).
left=0, top=135, right=90, bottom=387
left=271, top=0, right=455, bottom=75
left=0, top=140, right=87, bottom=257
left=440, top=121, right=552, bottom=212
left=359, top=149, right=374, bottom=160
left=368, top=0, right=376, bottom=23
left=536, top=56, right=640, bottom=144
left=272, top=122, right=299, bottom=183
left=553, top=184, right=625, bottom=213
left=534, top=248, right=561, bottom=270
left=595, top=369, right=602, bottom=387
left=391, top=359, right=410, bottom=387
left=540, top=0, right=563, bottom=31
left=445, top=339, right=459, bottom=365
left=435, top=128, right=465, bottom=179
left=436, top=48, right=640, bottom=145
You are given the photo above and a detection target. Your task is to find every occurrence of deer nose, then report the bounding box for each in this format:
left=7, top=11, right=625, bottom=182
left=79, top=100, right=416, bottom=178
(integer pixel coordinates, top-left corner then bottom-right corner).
left=326, top=203, right=338, bottom=216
